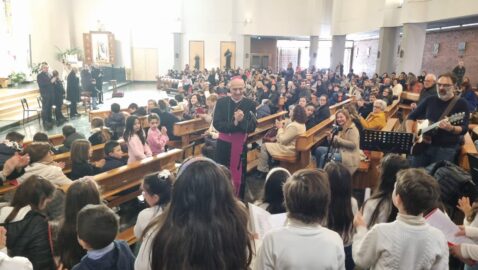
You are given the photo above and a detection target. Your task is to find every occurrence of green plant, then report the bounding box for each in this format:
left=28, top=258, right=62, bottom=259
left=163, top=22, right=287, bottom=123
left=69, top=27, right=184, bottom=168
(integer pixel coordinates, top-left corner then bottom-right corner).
left=30, top=63, right=42, bottom=74
left=8, top=72, right=26, bottom=84
left=55, top=47, right=82, bottom=63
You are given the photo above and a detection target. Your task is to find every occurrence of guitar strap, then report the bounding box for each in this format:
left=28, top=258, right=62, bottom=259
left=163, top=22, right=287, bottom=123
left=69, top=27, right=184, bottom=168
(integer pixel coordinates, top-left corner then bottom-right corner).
left=438, top=96, right=460, bottom=122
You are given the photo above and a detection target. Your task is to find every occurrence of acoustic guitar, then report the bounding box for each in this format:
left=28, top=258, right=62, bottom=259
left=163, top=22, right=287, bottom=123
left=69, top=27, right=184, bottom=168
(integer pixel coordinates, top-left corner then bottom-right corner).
left=410, top=112, right=465, bottom=156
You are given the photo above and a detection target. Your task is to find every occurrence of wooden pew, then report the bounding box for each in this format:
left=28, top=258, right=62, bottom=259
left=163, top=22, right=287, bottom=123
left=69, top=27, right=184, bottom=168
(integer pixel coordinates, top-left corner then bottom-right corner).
left=459, top=133, right=478, bottom=171
left=173, top=118, right=210, bottom=148
left=384, top=100, right=400, bottom=119
left=399, top=92, right=419, bottom=119
left=95, top=148, right=182, bottom=208
left=51, top=139, right=125, bottom=174
left=23, top=134, right=65, bottom=148
left=245, top=111, right=288, bottom=172
left=329, top=99, right=351, bottom=115
left=270, top=117, right=335, bottom=173
left=89, top=108, right=184, bottom=122
left=353, top=118, right=400, bottom=190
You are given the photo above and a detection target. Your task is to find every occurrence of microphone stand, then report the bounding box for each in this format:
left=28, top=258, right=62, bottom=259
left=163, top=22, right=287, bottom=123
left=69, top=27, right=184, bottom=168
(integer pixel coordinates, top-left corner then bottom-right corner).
left=322, top=126, right=340, bottom=169
left=237, top=111, right=257, bottom=200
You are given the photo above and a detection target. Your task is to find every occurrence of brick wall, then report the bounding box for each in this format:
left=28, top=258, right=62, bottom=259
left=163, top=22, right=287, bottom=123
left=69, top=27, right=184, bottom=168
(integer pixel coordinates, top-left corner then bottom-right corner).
left=251, top=38, right=278, bottom=72
left=422, top=27, right=478, bottom=85
left=351, top=27, right=478, bottom=85
left=351, top=39, right=379, bottom=77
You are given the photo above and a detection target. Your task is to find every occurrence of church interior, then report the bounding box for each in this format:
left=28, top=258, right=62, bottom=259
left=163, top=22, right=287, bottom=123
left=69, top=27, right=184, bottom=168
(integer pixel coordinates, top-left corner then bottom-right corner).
left=1, top=0, right=478, bottom=269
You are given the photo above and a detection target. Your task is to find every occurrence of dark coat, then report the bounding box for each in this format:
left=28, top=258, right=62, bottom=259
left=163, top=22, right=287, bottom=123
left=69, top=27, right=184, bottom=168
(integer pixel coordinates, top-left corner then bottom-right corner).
left=80, top=69, right=97, bottom=97
left=105, top=113, right=126, bottom=140
left=59, top=132, right=86, bottom=153
left=37, top=72, right=54, bottom=100
left=88, top=128, right=113, bottom=146
left=2, top=209, right=55, bottom=270
left=71, top=241, right=135, bottom=270
left=91, top=67, right=103, bottom=91
left=306, top=105, right=330, bottom=130
left=101, top=156, right=127, bottom=172
left=53, top=80, right=66, bottom=106
left=70, top=161, right=102, bottom=180
left=67, top=71, right=80, bottom=103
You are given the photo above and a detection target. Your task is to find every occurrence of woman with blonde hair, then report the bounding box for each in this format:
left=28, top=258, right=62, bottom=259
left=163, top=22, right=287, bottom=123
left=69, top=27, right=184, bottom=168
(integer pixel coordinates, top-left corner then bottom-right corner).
left=314, top=109, right=361, bottom=174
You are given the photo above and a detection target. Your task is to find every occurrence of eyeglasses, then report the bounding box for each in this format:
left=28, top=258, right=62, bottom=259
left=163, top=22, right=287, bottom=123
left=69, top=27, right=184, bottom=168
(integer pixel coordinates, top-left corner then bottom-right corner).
left=437, top=83, right=453, bottom=89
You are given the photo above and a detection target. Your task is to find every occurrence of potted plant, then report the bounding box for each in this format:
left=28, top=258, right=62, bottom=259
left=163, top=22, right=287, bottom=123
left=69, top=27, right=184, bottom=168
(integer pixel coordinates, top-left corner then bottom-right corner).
left=8, top=72, right=26, bottom=87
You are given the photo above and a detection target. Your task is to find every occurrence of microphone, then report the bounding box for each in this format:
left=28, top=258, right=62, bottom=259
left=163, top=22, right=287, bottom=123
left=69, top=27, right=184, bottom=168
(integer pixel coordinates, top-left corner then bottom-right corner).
left=331, top=124, right=343, bottom=135
left=249, top=111, right=258, bottom=124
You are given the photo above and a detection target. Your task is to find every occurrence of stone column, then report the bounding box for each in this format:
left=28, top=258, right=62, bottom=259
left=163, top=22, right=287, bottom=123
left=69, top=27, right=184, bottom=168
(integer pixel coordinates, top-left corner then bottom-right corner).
left=330, top=35, right=346, bottom=71
left=376, top=27, right=400, bottom=74
left=173, top=32, right=183, bottom=70
left=309, top=36, right=319, bottom=69
left=396, top=23, right=427, bottom=75
left=243, top=35, right=251, bottom=70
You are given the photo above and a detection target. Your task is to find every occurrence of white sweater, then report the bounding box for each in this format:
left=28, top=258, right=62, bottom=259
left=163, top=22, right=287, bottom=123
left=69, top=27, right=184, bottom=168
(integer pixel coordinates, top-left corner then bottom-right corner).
left=0, top=250, right=32, bottom=270
left=460, top=226, right=478, bottom=260
left=254, top=219, right=345, bottom=270
left=353, top=214, right=448, bottom=270
left=18, top=162, right=71, bottom=186
left=133, top=206, right=162, bottom=239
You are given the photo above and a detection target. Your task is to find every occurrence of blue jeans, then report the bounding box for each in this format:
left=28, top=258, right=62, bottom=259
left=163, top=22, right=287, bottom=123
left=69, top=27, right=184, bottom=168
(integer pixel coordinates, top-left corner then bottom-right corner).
left=465, top=263, right=478, bottom=270
left=314, top=146, right=341, bottom=168
left=409, top=144, right=458, bottom=168
left=92, top=97, right=99, bottom=110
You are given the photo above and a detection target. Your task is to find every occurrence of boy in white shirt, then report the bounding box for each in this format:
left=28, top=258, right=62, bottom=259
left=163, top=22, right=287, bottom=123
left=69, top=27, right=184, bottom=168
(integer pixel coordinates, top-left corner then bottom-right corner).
left=254, top=169, right=345, bottom=270
left=353, top=168, right=449, bottom=270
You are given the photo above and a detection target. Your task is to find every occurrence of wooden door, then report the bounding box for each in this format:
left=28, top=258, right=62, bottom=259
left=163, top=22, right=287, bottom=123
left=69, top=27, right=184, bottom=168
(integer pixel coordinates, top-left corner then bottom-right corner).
left=132, top=48, right=158, bottom=81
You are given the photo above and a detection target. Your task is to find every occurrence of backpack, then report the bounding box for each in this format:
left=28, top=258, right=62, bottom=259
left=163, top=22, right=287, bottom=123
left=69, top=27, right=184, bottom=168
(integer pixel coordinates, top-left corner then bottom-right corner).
left=426, top=160, right=478, bottom=207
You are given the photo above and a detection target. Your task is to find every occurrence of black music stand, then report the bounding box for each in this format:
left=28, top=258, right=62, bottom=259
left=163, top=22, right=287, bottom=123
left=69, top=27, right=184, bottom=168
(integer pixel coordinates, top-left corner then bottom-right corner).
left=360, top=130, right=414, bottom=154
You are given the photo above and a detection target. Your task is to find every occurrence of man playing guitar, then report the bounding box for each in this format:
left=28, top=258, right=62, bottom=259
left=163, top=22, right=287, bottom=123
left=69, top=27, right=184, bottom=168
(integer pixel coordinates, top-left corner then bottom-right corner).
left=405, top=73, right=469, bottom=168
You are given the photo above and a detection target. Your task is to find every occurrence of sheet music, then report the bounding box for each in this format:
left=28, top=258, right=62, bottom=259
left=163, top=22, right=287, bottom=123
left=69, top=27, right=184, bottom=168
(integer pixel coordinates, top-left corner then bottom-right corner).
left=425, top=208, right=475, bottom=245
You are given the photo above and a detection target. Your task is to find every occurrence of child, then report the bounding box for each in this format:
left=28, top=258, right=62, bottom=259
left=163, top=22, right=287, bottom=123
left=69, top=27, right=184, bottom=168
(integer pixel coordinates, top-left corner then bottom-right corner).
left=352, top=168, right=448, bottom=269
left=32, top=131, right=60, bottom=154
left=56, top=178, right=101, bottom=269
left=325, top=162, right=358, bottom=270
left=0, top=131, right=25, bottom=180
left=254, top=167, right=290, bottom=214
left=88, top=117, right=112, bottom=146
left=105, top=103, right=126, bottom=140
left=134, top=170, right=172, bottom=239
left=0, top=175, right=56, bottom=270
left=73, top=204, right=135, bottom=270
left=19, top=142, right=71, bottom=186
left=101, top=141, right=127, bottom=172
left=255, top=169, right=345, bottom=269
left=0, top=226, right=32, bottom=270
left=70, top=140, right=105, bottom=180
left=59, top=125, right=86, bottom=153
left=123, top=116, right=152, bottom=164
left=146, top=113, right=169, bottom=155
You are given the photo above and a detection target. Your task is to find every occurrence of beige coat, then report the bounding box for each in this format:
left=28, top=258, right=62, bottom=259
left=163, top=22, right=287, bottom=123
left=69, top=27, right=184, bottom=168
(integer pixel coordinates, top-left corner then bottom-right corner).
left=332, top=123, right=361, bottom=174
left=265, top=121, right=306, bottom=157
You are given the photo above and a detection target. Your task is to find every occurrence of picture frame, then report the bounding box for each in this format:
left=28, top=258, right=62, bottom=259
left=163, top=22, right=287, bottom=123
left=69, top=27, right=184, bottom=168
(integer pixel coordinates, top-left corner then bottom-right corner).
left=83, top=31, right=115, bottom=65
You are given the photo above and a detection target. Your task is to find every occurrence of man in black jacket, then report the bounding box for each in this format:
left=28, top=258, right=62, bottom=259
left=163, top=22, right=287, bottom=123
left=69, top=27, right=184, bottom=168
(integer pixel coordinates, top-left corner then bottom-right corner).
left=37, top=62, right=55, bottom=129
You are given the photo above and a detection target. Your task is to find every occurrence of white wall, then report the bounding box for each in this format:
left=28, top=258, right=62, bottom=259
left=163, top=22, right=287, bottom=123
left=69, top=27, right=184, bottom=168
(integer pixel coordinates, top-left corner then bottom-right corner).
left=0, top=0, right=71, bottom=77
left=332, top=0, right=478, bottom=35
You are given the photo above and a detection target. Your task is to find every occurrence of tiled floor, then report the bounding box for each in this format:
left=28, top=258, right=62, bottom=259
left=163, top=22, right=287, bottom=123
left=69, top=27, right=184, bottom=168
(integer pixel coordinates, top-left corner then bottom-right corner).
left=0, top=82, right=170, bottom=140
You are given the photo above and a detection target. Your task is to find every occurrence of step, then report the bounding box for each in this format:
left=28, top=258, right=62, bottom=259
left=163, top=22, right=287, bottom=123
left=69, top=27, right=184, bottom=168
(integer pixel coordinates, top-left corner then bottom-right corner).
left=0, top=88, right=39, bottom=99
left=0, top=93, right=40, bottom=107
left=0, top=100, right=41, bottom=115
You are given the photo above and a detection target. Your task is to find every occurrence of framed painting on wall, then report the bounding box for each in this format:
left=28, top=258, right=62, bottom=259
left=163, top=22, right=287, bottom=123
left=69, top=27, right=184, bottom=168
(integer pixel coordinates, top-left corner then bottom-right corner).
left=83, top=31, right=115, bottom=65
left=189, top=40, right=205, bottom=71
left=220, top=41, right=236, bottom=70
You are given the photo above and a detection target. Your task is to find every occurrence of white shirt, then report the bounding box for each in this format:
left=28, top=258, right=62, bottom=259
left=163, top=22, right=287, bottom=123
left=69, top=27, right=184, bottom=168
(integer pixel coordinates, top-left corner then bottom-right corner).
left=134, top=224, right=157, bottom=270
left=0, top=250, right=32, bottom=270
left=362, top=197, right=393, bottom=228
left=353, top=213, right=448, bottom=270
left=254, top=219, right=345, bottom=270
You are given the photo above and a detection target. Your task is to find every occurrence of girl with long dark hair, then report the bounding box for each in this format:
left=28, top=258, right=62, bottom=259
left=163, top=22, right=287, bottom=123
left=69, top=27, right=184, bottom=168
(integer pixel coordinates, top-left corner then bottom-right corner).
left=135, top=157, right=253, bottom=270
left=123, top=116, right=152, bottom=164
left=325, top=162, right=357, bottom=270
left=362, top=154, right=409, bottom=228
left=56, top=178, right=101, bottom=269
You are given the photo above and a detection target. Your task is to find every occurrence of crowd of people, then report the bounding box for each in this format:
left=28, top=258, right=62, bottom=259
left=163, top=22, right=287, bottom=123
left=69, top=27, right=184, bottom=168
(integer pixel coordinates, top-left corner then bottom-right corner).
left=0, top=58, right=476, bottom=269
